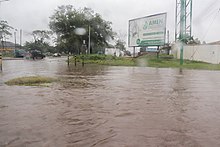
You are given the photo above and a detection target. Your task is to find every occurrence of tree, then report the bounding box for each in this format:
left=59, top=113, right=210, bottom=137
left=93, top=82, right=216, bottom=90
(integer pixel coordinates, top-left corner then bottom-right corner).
left=24, top=30, right=53, bottom=53
left=187, top=36, right=201, bottom=45
left=49, top=5, right=115, bottom=54
left=0, top=21, right=13, bottom=48
left=31, top=30, right=53, bottom=43
left=115, top=39, right=126, bottom=51
left=114, top=30, right=126, bottom=51
left=24, top=41, right=54, bottom=53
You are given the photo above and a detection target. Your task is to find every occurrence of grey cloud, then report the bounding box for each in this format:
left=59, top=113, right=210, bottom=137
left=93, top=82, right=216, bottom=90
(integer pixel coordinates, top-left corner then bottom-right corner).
left=1, top=0, right=220, bottom=44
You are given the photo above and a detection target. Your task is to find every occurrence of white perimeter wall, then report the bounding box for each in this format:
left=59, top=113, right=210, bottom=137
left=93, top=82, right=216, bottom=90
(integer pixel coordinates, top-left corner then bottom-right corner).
left=105, top=48, right=124, bottom=57
left=172, top=44, right=220, bottom=64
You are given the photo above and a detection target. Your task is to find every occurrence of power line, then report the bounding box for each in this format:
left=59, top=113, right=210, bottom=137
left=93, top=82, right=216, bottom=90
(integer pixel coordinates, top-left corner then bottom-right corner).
left=202, top=8, right=220, bottom=41
left=194, top=0, right=220, bottom=23
left=198, top=0, right=220, bottom=17
left=190, top=8, right=220, bottom=60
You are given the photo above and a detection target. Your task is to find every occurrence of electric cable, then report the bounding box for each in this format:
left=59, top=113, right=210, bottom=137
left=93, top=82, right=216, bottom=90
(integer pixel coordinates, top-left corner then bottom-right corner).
left=202, top=8, right=220, bottom=41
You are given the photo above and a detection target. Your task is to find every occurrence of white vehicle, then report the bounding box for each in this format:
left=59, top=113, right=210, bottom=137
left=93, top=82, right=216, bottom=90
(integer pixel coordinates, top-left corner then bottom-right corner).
left=53, top=53, right=61, bottom=57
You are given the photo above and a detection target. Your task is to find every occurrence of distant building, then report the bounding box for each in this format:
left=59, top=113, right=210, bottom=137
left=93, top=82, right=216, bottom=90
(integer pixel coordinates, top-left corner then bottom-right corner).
left=0, top=41, right=18, bottom=50
left=208, top=41, right=220, bottom=45
left=0, top=41, right=24, bottom=57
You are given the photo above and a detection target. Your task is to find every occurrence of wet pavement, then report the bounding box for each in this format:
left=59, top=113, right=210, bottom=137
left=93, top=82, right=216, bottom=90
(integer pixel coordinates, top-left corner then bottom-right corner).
left=1, top=57, right=220, bottom=147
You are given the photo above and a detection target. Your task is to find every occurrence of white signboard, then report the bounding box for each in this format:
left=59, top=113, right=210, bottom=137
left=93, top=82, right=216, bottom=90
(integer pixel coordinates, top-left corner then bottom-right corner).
left=128, top=13, right=167, bottom=47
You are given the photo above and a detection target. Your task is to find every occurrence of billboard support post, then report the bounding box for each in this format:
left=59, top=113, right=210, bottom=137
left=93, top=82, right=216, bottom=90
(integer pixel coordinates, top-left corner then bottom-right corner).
left=157, top=46, right=159, bottom=59
left=133, top=47, right=135, bottom=58
left=175, top=0, right=192, bottom=65
left=180, top=43, right=184, bottom=65
left=180, top=0, right=186, bottom=65
left=0, top=53, right=2, bottom=71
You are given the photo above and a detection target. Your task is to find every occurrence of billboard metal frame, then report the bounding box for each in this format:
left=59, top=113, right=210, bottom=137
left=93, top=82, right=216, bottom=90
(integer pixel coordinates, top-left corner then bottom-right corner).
left=175, top=0, right=192, bottom=42
left=128, top=13, right=167, bottom=47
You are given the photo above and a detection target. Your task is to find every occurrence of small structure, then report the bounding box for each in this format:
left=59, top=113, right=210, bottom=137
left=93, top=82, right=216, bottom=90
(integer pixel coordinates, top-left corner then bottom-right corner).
left=0, top=41, right=21, bottom=57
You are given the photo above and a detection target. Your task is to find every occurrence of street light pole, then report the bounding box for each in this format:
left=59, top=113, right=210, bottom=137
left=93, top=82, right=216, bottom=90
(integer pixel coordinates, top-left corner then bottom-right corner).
left=14, top=29, right=17, bottom=50
left=0, top=0, right=9, bottom=2
left=88, top=25, right=91, bottom=54
left=0, top=0, right=9, bottom=13
left=14, top=31, right=16, bottom=49
left=20, top=29, right=22, bottom=48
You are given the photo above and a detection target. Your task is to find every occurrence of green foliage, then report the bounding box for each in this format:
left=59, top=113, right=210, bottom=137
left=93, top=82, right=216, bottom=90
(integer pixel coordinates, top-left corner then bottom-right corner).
left=115, top=39, right=126, bottom=51
left=0, top=21, right=13, bottom=38
left=24, top=41, right=53, bottom=53
left=24, top=29, right=54, bottom=53
left=70, top=54, right=135, bottom=66
left=0, top=21, right=13, bottom=47
left=49, top=5, right=115, bottom=54
left=32, top=30, right=53, bottom=43
left=2, top=52, right=14, bottom=57
left=140, top=54, right=220, bottom=70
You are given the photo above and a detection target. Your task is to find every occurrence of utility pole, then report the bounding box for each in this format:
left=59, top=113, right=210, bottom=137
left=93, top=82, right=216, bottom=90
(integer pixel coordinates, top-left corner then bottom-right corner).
left=175, top=0, right=192, bottom=65
left=88, top=25, right=91, bottom=54
left=20, top=29, right=22, bottom=48
left=0, top=52, right=2, bottom=71
left=180, top=0, right=186, bottom=65
left=14, top=31, right=16, bottom=50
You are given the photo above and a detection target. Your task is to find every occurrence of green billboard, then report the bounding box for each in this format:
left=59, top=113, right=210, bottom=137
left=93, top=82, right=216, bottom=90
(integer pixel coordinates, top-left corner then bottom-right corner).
left=128, top=13, right=167, bottom=47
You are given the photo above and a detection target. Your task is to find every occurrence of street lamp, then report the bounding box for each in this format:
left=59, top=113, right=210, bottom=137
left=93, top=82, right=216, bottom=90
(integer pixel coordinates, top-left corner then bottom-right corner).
left=0, top=0, right=9, bottom=2
left=0, top=0, right=9, bottom=8
left=0, top=0, right=9, bottom=12
left=0, top=0, right=9, bottom=20
left=14, top=29, right=17, bottom=50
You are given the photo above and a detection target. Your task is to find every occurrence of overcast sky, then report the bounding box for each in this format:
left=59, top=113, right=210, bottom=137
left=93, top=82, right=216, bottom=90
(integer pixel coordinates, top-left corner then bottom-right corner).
left=1, top=0, right=220, bottom=46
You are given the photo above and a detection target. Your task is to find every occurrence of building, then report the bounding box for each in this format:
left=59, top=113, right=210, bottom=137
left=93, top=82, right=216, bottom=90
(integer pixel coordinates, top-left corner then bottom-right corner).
left=208, top=41, right=220, bottom=45
left=0, top=41, right=18, bottom=50
left=172, top=43, right=220, bottom=64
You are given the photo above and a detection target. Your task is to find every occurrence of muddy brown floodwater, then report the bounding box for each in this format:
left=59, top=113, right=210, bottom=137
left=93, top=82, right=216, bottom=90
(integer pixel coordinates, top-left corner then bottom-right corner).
left=1, top=57, right=220, bottom=147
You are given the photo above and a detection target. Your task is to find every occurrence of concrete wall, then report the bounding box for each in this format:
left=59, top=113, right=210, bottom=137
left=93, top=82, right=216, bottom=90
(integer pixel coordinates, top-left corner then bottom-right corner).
left=172, top=44, right=220, bottom=64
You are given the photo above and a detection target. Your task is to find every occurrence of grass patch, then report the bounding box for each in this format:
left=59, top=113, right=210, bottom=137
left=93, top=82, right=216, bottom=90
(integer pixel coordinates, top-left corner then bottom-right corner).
left=142, top=54, right=220, bottom=70
left=5, top=76, right=57, bottom=86
left=69, top=54, right=220, bottom=70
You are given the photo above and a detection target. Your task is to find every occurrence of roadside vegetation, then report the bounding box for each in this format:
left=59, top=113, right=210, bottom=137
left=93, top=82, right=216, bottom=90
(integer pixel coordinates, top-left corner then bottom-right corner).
left=5, top=76, right=56, bottom=86
left=70, top=54, right=220, bottom=70
left=70, top=54, right=135, bottom=66
left=146, top=55, right=220, bottom=70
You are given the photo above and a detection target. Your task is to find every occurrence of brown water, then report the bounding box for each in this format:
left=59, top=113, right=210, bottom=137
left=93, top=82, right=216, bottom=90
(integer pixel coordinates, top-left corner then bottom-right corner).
left=1, top=57, right=220, bottom=147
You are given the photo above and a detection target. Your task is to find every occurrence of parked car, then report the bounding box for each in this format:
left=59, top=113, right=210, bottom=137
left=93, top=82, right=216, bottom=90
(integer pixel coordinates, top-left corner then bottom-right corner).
left=14, top=49, right=27, bottom=58
left=31, top=50, right=45, bottom=59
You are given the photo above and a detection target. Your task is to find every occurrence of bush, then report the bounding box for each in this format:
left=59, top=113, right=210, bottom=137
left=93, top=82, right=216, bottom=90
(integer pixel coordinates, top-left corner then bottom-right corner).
left=70, top=54, right=135, bottom=66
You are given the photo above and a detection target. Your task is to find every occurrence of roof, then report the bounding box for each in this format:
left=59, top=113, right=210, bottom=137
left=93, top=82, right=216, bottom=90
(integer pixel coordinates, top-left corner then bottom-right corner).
left=208, top=41, right=220, bottom=45
left=0, top=41, right=20, bottom=49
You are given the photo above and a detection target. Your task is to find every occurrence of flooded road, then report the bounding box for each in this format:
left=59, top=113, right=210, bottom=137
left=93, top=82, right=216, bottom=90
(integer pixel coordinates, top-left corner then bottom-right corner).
left=1, top=57, right=220, bottom=147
